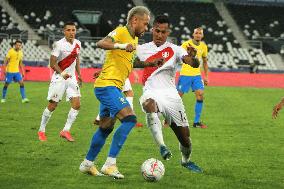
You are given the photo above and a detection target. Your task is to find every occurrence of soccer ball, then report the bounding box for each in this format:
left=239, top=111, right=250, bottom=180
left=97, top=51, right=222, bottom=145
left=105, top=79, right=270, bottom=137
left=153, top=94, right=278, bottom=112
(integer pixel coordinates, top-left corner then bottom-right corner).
left=141, top=158, right=165, bottom=182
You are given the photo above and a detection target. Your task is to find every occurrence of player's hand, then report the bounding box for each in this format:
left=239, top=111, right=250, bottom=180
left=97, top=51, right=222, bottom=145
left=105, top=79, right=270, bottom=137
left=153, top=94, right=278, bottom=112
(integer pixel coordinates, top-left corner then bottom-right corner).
left=77, top=76, right=83, bottom=87
left=61, top=72, right=71, bottom=80
left=93, top=70, right=101, bottom=79
left=125, top=44, right=136, bottom=52
left=187, top=44, right=197, bottom=57
left=272, top=103, right=282, bottom=119
left=203, top=77, right=209, bottom=86
left=183, top=56, right=200, bottom=68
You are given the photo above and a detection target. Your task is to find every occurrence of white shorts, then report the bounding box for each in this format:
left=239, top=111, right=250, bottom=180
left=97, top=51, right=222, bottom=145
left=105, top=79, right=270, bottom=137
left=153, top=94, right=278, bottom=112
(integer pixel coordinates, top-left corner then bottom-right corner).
left=139, top=89, right=189, bottom=127
left=122, top=78, right=132, bottom=92
left=47, top=76, right=81, bottom=102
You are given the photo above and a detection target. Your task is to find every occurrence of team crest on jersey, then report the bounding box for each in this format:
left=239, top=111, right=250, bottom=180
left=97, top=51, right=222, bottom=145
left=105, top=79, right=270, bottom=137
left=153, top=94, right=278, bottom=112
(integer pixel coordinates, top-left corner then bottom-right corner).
left=119, top=97, right=127, bottom=104
left=162, top=51, right=170, bottom=58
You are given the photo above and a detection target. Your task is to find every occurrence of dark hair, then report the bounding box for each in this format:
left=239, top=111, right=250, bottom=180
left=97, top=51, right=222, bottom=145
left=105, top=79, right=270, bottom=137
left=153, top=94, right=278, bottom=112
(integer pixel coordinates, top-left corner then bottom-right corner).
left=14, top=40, right=22, bottom=44
left=153, top=15, right=170, bottom=26
left=63, top=21, right=76, bottom=28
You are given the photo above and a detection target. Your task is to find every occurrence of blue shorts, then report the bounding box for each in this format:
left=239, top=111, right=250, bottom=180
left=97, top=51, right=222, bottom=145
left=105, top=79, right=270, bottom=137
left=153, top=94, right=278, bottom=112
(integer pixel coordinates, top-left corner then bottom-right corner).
left=95, top=86, right=130, bottom=118
left=177, top=75, right=204, bottom=93
left=5, top=72, right=22, bottom=84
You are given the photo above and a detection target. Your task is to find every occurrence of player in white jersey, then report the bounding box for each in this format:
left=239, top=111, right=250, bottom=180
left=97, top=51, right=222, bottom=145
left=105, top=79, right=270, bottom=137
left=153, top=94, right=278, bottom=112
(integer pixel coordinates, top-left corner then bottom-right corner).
left=38, top=22, right=82, bottom=142
left=137, top=15, right=202, bottom=173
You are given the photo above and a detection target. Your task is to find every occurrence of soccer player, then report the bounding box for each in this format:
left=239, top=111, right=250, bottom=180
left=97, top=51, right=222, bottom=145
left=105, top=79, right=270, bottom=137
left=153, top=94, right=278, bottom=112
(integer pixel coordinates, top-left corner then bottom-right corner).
left=177, top=27, right=209, bottom=128
left=79, top=6, right=150, bottom=179
left=38, top=22, right=82, bottom=142
left=93, top=77, right=143, bottom=127
left=138, top=15, right=202, bottom=173
left=1, top=40, right=29, bottom=103
left=272, top=97, right=284, bottom=119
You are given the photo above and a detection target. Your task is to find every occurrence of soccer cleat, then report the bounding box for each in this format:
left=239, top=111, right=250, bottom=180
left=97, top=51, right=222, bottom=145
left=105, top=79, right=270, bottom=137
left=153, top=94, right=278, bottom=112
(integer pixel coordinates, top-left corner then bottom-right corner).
left=193, top=122, right=207, bottom=129
left=60, top=130, right=74, bottom=142
left=38, top=131, right=47, bottom=141
left=101, top=165, right=124, bottom=179
left=135, top=122, right=143, bottom=127
left=22, top=98, right=30, bottom=103
left=93, top=119, right=99, bottom=126
left=160, top=145, right=172, bottom=160
left=79, top=161, right=103, bottom=176
left=181, top=161, right=203, bottom=173
left=1, top=99, right=6, bottom=103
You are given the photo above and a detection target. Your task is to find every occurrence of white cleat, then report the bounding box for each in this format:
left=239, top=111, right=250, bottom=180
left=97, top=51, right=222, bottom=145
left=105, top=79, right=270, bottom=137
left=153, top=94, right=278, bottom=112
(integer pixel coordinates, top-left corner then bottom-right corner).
left=101, top=164, right=124, bottom=179
left=79, top=161, right=103, bottom=176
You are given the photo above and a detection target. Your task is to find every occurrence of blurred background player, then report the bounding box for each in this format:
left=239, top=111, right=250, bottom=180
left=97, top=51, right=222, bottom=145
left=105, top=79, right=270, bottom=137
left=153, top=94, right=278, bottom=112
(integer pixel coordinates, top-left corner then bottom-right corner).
left=79, top=6, right=150, bottom=179
left=1, top=40, right=29, bottom=103
left=177, top=27, right=209, bottom=128
left=94, top=77, right=143, bottom=127
left=272, top=97, right=284, bottom=119
left=138, top=15, right=202, bottom=173
left=38, top=22, right=82, bottom=142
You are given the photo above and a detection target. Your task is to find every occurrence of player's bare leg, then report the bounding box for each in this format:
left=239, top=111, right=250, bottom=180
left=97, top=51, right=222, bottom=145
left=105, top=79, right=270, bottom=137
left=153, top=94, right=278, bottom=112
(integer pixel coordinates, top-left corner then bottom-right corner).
left=60, top=97, right=80, bottom=142
left=143, top=98, right=172, bottom=160
left=38, top=101, right=58, bottom=141
left=1, top=82, right=9, bottom=103
left=193, top=89, right=207, bottom=128
left=124, top=89, right=143, bottom=127
left=170, top=122, right=202, bottom=173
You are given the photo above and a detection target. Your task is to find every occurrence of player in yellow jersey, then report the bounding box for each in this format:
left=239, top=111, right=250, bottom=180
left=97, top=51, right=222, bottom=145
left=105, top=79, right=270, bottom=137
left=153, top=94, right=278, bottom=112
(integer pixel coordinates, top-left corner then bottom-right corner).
left=1, top=40, right=29, bottom=103
left=79, top=6, right=150, bottom=179
left=177, top=27, right=208, bottom=128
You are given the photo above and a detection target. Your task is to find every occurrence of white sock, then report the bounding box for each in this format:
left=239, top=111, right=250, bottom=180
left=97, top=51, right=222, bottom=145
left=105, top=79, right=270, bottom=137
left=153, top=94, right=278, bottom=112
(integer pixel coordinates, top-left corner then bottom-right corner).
left=83, top=159, right=93, bottom=166
left=179, top=142, right=192, bottom=164
left=146, top=113, right=165, bottom=147
left=39, top=108, right=53, bottom=132
left=96, top=114, right=100, bottom=121
left=104, top=157, right=116, bottom=166
left=63, top=108, right=79, bottom=131
left=126, top=96, right=134, bottom=110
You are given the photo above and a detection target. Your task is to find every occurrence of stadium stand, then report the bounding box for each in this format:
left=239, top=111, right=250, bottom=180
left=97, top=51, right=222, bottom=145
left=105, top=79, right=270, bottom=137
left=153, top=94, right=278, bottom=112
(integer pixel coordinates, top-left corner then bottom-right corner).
left=0, top=5, right=22, bottom=34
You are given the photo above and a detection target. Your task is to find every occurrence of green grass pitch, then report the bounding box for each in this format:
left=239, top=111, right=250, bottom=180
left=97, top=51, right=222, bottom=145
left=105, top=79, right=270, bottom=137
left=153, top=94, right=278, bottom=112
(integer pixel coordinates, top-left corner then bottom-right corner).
left=0, top=82, right=283, bottom=189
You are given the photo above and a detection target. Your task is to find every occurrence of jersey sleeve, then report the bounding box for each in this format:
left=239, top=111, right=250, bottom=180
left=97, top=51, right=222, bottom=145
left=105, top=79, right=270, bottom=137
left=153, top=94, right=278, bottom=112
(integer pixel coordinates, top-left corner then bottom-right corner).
left=51, top=41, right=61, bottom=57
left=107, top=27, right=124, bottom=43
left=202, top=44, right=208, bottom=58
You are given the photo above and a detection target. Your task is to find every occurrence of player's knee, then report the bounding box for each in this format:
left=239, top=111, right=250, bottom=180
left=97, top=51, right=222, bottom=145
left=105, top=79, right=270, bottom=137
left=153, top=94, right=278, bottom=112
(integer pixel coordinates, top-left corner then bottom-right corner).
left=48, top=101, right=58, bottom=111
left=124, top=90, right=134, bottom=97
left=72, top=103, right=80, bottom=110
left=99, top=117, right=115, bottom=130
left=143, top=98, right=157, bottom=113
left=120, top=115, right=137, bottom=124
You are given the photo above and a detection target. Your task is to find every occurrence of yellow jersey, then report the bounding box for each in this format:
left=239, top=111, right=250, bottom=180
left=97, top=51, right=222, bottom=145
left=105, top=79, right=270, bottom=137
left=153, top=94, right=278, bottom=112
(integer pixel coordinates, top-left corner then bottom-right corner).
left=180, top=39, right=208, bottom=76
left=5, top=48, right=23, bottom=73
left=95, top=26, right=138, bottom=89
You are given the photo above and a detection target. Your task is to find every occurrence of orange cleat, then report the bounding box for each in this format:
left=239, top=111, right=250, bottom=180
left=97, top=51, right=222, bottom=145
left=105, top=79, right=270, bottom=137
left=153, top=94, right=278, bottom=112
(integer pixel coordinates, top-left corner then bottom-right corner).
left=38, top=131, right=47, bottom=141
left=135, top=122, right=143, bottom=127
left=60, top=130, right=75, bottom=142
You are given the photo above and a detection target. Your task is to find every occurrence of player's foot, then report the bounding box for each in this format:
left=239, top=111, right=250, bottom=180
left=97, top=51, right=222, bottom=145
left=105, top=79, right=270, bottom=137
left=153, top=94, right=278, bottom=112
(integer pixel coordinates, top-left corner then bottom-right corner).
left=162, top=120, right=169, bottom=127
left=181, top=161, right=203, bottom=173
left=60, top=130, right=74, bottom=142
left=79, top=161, right=103, bottom=176
left=135, top=122, right=143, bottom=127
left=193, top=122, right=207, bottom=129
left=38, top=131, right=47, bottom=141
left=93, top=119, right=100, bottom=126
left=101, top=164, right=124, bottom=179
left=1, top=99, right=6, bottom=103
left=22, top=98, right=29, bottom=103
left=160, top=145, right=172, bottom=160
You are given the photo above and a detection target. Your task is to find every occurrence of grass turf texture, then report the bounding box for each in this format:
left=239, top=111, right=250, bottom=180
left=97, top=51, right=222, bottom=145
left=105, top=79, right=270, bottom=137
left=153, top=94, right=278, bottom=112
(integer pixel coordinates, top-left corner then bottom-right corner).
left=0, top=82, right=283, bottom=189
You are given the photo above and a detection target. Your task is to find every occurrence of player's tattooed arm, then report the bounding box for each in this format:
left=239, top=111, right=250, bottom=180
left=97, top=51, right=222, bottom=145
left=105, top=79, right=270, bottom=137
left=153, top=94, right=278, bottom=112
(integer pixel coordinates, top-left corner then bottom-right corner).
left=96, top=36, right=135, bottom=52
left=182, top=45, right=200, bottom=68
left=133, top=57, right=164, bottom=68
left=50, top=55, right=70, bottom=80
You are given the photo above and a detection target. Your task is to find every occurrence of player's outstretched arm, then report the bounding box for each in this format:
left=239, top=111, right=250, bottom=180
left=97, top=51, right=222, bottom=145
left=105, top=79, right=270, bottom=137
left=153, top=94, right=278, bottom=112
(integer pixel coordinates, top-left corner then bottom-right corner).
left=96, top=37, right=135, bottom=52
left=133, top=57, right=164, bottom=68
left=272, top=97, right=284, bottom=119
